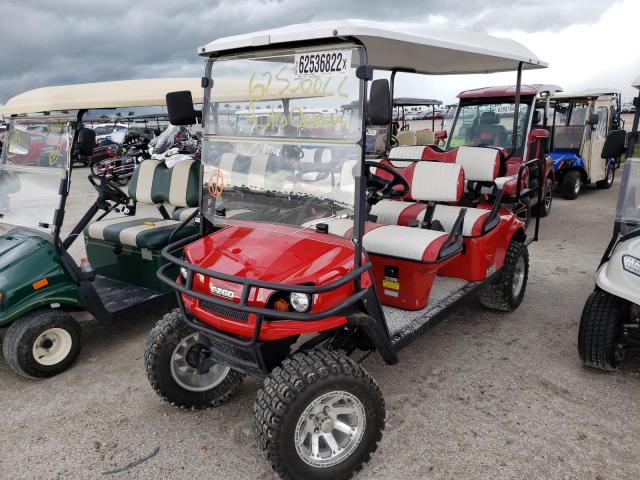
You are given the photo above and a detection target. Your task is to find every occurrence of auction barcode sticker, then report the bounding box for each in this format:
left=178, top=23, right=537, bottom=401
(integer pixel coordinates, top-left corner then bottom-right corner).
left=294, top=50, right=352, bottom=77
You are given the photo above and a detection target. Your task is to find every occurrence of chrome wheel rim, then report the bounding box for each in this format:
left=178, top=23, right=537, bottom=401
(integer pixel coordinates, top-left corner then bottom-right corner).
left=32, top=328, right=73, bottom=366
left=295, top=390, right=366, bottom=468
left=170, top=333, right=230, bottom=392
left=574, top=177, right=581, bottom=194
left=512, top=256, right=526, bottom=298
left=607, top=167, right=614, bottom=184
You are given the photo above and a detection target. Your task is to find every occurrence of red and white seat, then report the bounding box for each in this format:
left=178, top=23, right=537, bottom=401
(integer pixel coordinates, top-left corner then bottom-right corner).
left=371, top=153, right=503, bottom=237
left=305, top=161, right=466, bottom=263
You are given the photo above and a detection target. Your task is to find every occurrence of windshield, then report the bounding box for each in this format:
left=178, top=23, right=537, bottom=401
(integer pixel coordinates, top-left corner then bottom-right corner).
left=0, top=117, right=71, bottom=231
left=616, top=158, right=640, bottom=233
left=552, top=100, right=589, bottom=151
left=150, top=125, right=180, bottom=154
left=202, top=45, right=364, bottom=228
left=448, top=99, right=532, bottom=152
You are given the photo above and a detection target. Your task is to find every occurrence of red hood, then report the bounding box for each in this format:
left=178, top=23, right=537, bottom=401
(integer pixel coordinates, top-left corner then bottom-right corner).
left=184, top=222, right=357, bottom=296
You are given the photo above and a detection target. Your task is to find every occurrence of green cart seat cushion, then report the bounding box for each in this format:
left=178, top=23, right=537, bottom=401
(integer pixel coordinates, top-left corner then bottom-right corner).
left=86, top=216, right=198, bottom=250
left=128, top=159, right=200, bottom=208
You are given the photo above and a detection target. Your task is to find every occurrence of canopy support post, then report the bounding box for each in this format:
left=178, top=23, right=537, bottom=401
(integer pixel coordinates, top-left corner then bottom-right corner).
left=511, top=61, right=524, bottom=152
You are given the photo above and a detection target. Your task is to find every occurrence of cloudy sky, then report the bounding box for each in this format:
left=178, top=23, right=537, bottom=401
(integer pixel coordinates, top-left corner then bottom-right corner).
left=0, top=0, right=638, bottom=105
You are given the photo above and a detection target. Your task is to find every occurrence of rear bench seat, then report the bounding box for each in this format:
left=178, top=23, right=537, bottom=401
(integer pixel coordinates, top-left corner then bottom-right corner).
left=86, top=159, right=200, bottom=249
left=371, top=157, right=501, bottom=237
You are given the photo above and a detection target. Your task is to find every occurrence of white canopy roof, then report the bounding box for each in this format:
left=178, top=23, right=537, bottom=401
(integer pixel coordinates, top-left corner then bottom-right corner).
left=632, top=76, right=640, bottom=90
left=200, top=19, right=547, bottom=75
left=0, top=78, right=204, bottom=116
left=552, top=88, right=621, bottom=100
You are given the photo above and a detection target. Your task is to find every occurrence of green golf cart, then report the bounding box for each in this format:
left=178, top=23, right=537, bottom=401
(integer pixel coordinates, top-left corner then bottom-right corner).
left=0, top=78, right=203, bottom=378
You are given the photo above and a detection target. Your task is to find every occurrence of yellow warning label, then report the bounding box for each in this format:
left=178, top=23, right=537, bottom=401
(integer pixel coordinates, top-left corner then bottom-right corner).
left=382, top=279, right=399, bottom=291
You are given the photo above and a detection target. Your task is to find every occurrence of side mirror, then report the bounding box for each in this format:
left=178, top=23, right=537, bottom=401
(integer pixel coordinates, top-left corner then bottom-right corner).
left=586, top=113, right=599, bottom=127
left=369, top=79, right=390, bottom=126
left=601, top=130, right=627, bottom=159
left=166, top=91, right=197, bottom=126
left=76, top=127, right=96, bottom=156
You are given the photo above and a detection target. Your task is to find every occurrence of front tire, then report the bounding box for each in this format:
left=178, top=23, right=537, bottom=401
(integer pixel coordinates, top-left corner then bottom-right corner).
left=596, top=163, right=615, bottom=189
left=578, top=290, right=626, bottom=370
left=561, top=170, right=582, bottom=200
left=479, top=240, right=529, bottom=312
left=254, top=349, right=385, bottom=480
left=2, top=309, right=82, bottom=378
left=144, top=309, right=243, bottom=409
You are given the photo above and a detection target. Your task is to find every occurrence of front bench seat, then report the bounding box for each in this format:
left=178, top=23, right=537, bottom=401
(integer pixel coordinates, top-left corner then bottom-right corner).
left=85, top=159, right=200, bottom=249
left=301, top=218, right=456, bottom=263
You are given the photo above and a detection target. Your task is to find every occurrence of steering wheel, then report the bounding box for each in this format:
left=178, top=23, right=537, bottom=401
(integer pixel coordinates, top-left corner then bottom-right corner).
left=390, top=135, right=399, bottom=148
left=88, top=174, right=129, bottom=205
left=364, top=161, right=409, bottom=203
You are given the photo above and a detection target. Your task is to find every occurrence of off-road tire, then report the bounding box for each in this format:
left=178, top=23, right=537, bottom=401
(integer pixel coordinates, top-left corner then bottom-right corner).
left=144, top=309, right=243, bottom=409
left=533, top=176, right=553, bottom=217
left=578, top=290, right=626, bottom=370
left=596, top=163, right=615, bottom=189
left=479, top=240, right=529, bottom=312
left=3, top=309, right=82, bottom=378
left=254, top=349, right=385, bottom=480
left=561, top=170, right=581, bottom=200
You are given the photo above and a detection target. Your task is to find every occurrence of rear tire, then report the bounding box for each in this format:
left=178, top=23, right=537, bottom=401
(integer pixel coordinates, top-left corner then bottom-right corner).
left=254, top=349, right=385, bottom=480
left=596, top=163, right=615, bottom=189
left=144, top=309, right=243, bottom=409
left=2, top=309, right=82, bottom=378
left=561, top=170, right=581, bottom=199
left=479, top=240, right=528, bottom=312
left=532, top=176, right=553, bottom=217
left=578, top=290, right=626, bottom=370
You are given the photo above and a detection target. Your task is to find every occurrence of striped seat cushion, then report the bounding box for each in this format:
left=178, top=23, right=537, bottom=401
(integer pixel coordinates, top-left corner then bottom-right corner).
left=86, top=216, right=198, bottom=250
left=128, top=159, right=200, bottom=208
left=301, top=218, right=450, bottom=262
left=370, top=201, right=494, bottom=237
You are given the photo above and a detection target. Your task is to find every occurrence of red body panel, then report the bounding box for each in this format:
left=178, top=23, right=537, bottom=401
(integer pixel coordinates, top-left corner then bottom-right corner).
left=182, top=222, right=367, bottom=340
left=368, top=252, right=458, bottom=310
left=439, top=211, right=523, bottom=281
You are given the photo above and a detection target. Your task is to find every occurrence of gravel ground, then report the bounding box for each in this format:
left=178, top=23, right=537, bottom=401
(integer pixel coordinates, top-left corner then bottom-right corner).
left=0, top=171, right=639, bottom=480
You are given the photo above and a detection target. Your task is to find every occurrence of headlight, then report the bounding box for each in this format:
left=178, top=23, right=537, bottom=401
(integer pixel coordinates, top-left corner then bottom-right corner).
left=290, top=292, right=312, bottom=312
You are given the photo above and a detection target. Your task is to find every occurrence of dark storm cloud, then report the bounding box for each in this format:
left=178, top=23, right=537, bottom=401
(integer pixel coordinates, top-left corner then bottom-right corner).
left=0, top=0, right=621, bottom=103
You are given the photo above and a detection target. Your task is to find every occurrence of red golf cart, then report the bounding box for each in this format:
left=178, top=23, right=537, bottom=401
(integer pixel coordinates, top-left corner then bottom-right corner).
left=144, top=20, right=547, bottom=479
left=437, top=83, right=562, bottom=223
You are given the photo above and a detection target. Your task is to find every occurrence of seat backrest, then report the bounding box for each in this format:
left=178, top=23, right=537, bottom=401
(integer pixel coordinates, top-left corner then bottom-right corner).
left=386, top=146, right=426, bottom=168
left=416, top=129, right=435, bottom=145
left=396, top=130, right=417, bottom=146
left=406, top=161, right=464, bottom=202
left=129, top=159, right=200, bottom=208
left=455, top=146, right=500, bottom=182
left=217, top=152, right=288, bottom=190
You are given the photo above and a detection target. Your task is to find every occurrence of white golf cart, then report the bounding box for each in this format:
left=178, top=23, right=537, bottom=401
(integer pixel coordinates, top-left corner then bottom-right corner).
left=550, top=89, right=627, bottom=199
left=578, top=77, right=640, bottom=370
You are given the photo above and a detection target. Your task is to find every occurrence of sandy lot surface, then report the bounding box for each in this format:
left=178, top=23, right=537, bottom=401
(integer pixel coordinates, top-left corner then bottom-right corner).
left=0, top=168, right=639, bottom=479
